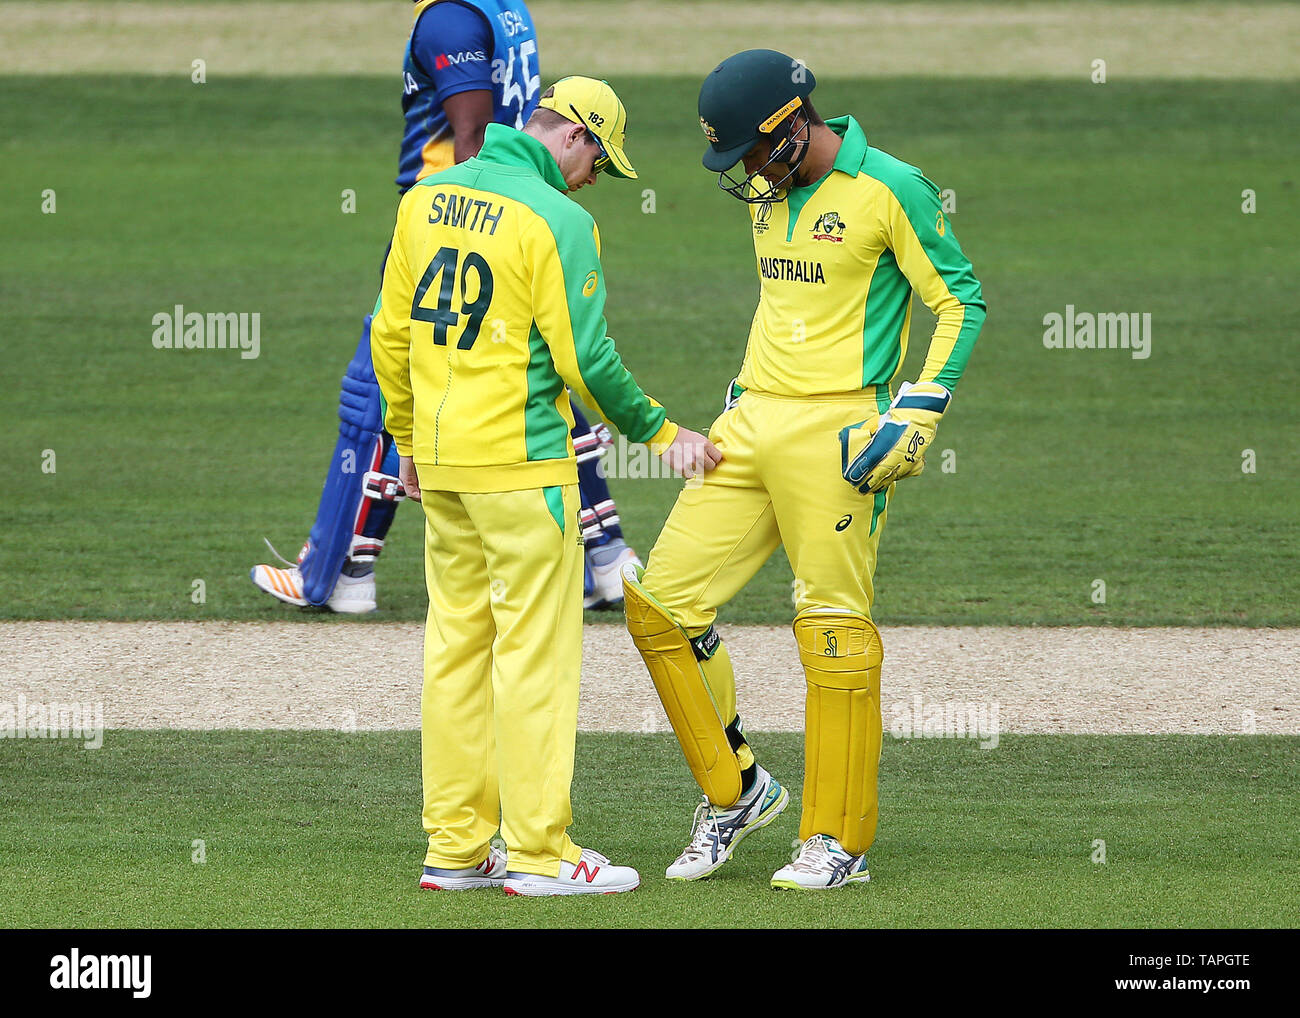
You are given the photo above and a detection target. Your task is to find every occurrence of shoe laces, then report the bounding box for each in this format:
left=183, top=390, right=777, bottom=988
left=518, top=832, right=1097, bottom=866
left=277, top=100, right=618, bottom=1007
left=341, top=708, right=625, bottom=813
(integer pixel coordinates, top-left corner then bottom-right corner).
left=682, top=798, right=722, bottom=856
left=262, top=536, right=299, bottom=567
left=790, top=835, right=838, bottom=872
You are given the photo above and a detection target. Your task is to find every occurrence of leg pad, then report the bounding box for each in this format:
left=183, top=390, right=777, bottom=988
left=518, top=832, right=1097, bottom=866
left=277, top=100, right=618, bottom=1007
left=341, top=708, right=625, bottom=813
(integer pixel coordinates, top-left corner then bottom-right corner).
left=794, top=610, right=883, bottom=856
left=623, top=570, right=742, bottom=807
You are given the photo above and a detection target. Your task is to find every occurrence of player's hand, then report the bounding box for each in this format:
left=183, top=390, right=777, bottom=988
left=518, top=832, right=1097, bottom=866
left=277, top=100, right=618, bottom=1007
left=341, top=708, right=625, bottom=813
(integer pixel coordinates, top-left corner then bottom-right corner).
left=399, top=455, right=422, bottom=502
left=659, top=428, right=723, bottom=479
left=840, top=381, right=951, bottom=494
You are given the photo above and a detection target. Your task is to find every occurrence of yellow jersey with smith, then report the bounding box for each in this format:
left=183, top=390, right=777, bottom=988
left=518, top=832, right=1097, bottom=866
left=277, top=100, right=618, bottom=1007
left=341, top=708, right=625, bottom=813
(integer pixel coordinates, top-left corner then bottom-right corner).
left=740, top=115, right=986, bottom=398
left=372, top=124, right=677, bottom=493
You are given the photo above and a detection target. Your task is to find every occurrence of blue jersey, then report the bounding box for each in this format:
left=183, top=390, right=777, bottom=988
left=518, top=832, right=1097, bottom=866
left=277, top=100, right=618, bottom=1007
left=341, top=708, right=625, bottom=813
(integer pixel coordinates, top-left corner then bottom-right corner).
left=396, top=0, right=540, bottom=192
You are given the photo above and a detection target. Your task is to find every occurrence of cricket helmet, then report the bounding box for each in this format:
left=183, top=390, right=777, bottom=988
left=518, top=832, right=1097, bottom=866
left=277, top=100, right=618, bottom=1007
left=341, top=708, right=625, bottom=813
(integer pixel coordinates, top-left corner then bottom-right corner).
left=698, top=49, right=817, bottom=202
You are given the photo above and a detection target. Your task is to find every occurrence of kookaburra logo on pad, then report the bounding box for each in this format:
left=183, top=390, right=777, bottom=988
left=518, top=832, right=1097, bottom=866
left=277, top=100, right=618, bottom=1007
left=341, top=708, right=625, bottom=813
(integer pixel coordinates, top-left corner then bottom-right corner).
left=811, top=211, right=846, bottom=242
left=822, top=630, right=839, bottom=656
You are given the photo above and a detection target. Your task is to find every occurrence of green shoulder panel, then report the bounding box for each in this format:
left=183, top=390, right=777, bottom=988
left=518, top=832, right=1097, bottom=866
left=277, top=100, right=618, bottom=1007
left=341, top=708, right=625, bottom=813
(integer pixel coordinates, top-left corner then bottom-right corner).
left=530, top=200, right=667, bottom=445
left=860, top=147, right=984, bottom=308
left=859, top=246, right=913, bottom=387
left=523, top=320, right=572, bottom=462
left=860, top=148, right=986, bottom=390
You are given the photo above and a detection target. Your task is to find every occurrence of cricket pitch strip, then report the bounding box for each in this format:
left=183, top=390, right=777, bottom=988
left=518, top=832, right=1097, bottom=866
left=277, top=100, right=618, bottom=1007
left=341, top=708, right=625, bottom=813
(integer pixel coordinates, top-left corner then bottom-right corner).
left=3, top=622, right=1295, bottom=736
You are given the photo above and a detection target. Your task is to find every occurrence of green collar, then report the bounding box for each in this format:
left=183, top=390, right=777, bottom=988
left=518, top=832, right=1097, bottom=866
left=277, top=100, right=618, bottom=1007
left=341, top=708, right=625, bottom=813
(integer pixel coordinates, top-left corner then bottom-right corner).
left=474, top=123, right=569, bottom=193
left=825, top=115, right=869, bottom=175
left=788, top=115, right=868, bottom=197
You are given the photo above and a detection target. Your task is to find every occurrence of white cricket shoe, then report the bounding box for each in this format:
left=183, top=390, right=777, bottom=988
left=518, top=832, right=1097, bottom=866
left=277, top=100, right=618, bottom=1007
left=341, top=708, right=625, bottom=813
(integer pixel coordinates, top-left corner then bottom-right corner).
left=770, top=834, right=871, bottom=890
left=502, top=849, right=640, bottom=897
left=249, top=564, right=377, bottom=614
left=327, top=572, right=378, bottom=614
left=666, top=765, right=789, bottom=881
left=584, top=540, right=641, bottom=610
left=419, top=844, right=508, bottom=891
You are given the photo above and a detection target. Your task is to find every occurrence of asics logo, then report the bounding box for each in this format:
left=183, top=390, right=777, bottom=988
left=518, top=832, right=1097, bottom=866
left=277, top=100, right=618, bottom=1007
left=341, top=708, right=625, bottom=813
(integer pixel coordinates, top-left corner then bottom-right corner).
left=828, top=856, right=857, bottom=883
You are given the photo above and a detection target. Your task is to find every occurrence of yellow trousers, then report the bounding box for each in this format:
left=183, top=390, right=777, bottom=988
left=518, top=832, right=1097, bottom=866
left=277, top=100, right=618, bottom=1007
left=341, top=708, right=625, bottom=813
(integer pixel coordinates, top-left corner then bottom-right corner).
left=642, top=388, right=892, bottom=852
left=418, top=483, right=586, bottom=877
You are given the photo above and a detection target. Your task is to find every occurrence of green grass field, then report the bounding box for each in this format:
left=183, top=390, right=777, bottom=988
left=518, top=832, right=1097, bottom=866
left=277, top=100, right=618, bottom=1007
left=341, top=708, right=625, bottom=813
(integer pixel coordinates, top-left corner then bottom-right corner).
left=2, top=73, right=1298, bottom=625
left=2, top=731, right=1295, bottom=928
left=3, top=3, right=1298, bottom=937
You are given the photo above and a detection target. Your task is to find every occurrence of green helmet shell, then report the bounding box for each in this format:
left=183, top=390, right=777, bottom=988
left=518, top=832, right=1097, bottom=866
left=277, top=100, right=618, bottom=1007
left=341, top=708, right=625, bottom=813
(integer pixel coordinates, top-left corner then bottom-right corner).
left=698, top=49, right=817, bottom=171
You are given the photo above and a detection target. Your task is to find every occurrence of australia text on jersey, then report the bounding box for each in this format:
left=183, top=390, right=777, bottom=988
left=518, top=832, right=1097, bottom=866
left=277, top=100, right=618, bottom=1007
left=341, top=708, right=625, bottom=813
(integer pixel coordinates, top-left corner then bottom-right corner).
left=758, top=257, right=826, bottom=284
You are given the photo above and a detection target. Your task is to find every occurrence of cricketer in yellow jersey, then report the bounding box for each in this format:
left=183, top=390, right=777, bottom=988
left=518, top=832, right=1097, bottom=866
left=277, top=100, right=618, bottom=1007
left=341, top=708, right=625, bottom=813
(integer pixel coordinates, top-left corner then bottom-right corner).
left=370, top=76, right=722, bottom=896
left=623, top=50, right=986, bottom=889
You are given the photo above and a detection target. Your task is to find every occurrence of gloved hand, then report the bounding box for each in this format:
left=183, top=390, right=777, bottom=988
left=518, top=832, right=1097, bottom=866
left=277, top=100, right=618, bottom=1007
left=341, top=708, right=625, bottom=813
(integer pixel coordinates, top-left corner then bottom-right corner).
left=839, top=381, right=952, bottom=494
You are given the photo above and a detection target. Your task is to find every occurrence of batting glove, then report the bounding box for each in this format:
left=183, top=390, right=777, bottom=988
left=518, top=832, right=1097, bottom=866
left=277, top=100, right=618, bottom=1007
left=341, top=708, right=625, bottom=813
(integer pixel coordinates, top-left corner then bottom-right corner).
left=840, top=381, right=952, bottom=494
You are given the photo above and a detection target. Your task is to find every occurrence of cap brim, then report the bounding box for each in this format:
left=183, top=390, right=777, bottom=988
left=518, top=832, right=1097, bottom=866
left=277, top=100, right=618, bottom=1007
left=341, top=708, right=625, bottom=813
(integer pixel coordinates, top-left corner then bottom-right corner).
left=603, top=142, right=637, bottom=179
left=702, top=137, right=755, bottom=172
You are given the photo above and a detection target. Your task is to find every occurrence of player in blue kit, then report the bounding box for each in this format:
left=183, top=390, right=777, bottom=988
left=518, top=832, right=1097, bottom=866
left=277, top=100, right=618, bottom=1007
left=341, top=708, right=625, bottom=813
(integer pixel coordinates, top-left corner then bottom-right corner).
left=251, top=0, right=640, bottom=613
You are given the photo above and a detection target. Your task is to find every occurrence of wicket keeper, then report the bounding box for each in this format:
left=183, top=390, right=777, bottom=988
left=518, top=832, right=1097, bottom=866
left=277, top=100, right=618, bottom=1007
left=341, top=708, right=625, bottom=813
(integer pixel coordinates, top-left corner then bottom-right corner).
left=623, top=49, right=986, bottom=889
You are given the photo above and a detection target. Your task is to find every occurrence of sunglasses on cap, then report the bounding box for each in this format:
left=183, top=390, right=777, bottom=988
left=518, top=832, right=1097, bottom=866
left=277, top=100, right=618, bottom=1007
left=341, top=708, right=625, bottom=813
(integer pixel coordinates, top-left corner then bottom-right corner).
left=569, top=104, right=610, bottom=174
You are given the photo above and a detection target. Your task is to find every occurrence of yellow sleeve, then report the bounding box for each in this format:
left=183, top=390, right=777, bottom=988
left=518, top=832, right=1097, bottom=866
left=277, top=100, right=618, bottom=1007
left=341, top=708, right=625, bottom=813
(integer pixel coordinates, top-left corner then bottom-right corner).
left=370, top=195, right=418, bottom=456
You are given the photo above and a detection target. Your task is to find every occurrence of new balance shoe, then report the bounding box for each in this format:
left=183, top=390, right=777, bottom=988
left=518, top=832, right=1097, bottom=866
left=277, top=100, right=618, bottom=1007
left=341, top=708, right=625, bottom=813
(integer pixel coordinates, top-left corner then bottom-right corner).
left=666, top=765, right=789, bottom=881
left=502, top=848, right=640, bottom=897
left=770, top=834, right=871, bottom=890
left=249, top=564, right=377, bottom=614
left=419, top=844, right=508, bottom=891
left=584, top=538, right=641, bottom=610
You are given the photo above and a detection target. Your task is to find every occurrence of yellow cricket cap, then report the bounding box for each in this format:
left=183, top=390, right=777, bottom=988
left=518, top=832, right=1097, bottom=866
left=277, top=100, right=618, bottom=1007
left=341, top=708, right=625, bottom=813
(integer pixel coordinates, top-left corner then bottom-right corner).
left=538, top=76, right=637, bottom=179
